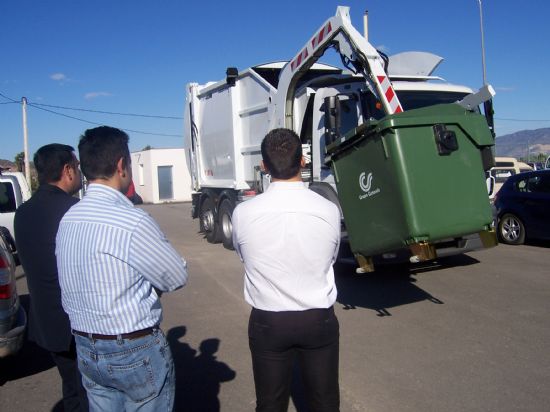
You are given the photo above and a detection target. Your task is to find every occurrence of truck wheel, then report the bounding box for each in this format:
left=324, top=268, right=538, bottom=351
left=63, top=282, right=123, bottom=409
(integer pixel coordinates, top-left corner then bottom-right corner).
left=218, top=199, right=235, bottom=250
left=200, top=196, right=220, bottom=243
left=498, top=213, right=525, bottom=245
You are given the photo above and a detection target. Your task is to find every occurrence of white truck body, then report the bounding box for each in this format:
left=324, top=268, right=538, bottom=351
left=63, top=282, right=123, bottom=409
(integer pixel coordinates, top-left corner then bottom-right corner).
left=185, top=63, right=477, bottom=190
left=184, top=6, right=495, bottom=266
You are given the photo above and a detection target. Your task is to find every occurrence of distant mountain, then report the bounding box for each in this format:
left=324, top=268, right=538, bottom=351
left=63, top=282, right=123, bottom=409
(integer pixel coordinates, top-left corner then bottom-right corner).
left=495, top=128, right=550, bottom=159
left=0, top=159, right=17, bottom=172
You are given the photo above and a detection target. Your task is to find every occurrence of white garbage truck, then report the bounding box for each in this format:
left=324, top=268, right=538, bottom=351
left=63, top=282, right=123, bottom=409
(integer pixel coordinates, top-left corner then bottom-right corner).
left=184, top=6, right=496, bottom=270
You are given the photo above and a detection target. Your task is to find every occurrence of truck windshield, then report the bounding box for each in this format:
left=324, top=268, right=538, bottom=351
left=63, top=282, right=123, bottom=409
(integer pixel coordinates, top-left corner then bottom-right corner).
left=361, top=90, right=472, bottom=120
left=396, top=91, right=470, bottom=111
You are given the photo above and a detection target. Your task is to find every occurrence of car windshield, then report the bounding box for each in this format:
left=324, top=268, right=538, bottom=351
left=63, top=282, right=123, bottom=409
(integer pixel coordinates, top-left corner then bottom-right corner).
left=491, top=168, right=516, bottom=183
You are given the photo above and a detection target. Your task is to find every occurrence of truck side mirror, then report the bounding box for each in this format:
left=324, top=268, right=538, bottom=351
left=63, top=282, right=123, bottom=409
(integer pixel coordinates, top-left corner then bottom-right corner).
left=483, top=99, right=495, bottom=137
left=324, top=96, right=341, bottom=146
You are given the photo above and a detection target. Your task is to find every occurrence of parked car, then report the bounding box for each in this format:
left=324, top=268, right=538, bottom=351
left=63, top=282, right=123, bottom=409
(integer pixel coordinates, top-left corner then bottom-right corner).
left=0, top=171, right=31, bottom=244
left=489, top=157, right=533, bottom=200
left=0, top=226, right=26, bottom=358
left=495, top=170, right=550, bottom=245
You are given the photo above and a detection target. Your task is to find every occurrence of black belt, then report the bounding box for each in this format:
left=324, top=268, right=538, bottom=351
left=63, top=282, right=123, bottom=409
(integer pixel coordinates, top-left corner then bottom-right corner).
left=73, top=327, right=155, bottom=340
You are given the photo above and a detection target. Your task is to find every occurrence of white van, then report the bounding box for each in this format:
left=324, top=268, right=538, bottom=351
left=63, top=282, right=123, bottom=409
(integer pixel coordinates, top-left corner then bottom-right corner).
left=0, top=172, right=30, bottom=240
left=489, top=157, right=533, bottom=198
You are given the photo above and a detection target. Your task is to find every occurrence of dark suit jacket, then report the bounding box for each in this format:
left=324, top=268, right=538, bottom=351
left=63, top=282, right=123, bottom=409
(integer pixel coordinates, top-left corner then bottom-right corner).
left=14, top=184, right=78, bottom=352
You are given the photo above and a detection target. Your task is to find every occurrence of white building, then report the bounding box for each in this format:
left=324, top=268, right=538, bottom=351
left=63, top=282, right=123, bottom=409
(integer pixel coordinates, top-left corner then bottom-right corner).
left=131, top=148, right=192, bottom=204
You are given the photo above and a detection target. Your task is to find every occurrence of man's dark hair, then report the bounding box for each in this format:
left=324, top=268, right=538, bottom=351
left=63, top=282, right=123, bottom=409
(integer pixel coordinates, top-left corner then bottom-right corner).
left=78, top=126, right=130, bottom=180
left=33, top=143, right=76, bottom=185
left=261, top=128, right=302, bottom=179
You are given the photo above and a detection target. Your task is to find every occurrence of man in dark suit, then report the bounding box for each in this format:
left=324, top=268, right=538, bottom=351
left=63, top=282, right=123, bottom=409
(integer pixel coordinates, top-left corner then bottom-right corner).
left=15, top=143, right=88, bottom=412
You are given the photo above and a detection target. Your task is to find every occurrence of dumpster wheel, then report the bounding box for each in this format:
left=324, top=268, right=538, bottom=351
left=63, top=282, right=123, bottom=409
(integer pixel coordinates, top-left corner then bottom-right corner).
left=354, top=254, right=375, bottom=274
left=409, top=242, right=437, bottom=263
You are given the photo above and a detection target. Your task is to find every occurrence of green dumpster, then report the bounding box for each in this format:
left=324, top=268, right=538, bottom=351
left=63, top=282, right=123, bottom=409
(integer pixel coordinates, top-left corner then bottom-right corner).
left=326, top=103, right=496, bottom=270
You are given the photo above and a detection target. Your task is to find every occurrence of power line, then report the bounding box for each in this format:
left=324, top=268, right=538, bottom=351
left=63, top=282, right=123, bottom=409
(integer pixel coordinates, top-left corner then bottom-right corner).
left=30, top=102, right=183, bottom=120
left=496, top=117, right=550, bottom=122
left=1, top=92, right=182, bottom=119
left=28, top=104, right=182, bottom=137
left=0, top=92, right=19, bottom=103
left=1, top=91, right=182, bottom=138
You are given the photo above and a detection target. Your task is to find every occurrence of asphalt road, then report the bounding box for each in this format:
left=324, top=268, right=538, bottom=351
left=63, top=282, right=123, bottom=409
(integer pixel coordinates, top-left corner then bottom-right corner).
left=1, top=202, right=549, bottom=412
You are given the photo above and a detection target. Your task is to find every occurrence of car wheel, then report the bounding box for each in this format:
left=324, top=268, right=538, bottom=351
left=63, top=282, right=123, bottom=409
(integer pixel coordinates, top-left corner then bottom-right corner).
left=199, top=196, right=220, bottom=243
left=218, top=199, right=235, bottom=250
left=498, top=213, right=526, bottom=245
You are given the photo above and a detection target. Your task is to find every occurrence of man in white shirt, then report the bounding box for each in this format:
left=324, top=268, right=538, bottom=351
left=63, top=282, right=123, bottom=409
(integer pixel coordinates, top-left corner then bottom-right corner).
left=232, top=128, right=341, bottom=412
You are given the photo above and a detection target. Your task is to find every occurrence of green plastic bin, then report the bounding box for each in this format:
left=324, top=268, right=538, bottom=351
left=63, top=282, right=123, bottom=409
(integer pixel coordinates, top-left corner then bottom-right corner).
left=327, top=103, right=495, bottom=261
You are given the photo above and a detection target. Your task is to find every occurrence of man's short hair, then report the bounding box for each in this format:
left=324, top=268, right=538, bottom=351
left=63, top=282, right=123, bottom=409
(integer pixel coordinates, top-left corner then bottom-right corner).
left=78, top=126, right=130, bottom=180
left=34, top=143, right=76, bottom=185
left=261, top=128, right=302, bottom=179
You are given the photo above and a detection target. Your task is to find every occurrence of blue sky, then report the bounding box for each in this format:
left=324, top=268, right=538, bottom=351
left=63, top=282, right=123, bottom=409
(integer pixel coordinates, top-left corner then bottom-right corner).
left=1, top=0, right=549, bottom=162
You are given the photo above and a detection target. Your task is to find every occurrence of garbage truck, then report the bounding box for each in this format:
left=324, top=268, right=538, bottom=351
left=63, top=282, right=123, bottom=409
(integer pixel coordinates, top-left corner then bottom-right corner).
left=184, top=6, right=497, bottom=271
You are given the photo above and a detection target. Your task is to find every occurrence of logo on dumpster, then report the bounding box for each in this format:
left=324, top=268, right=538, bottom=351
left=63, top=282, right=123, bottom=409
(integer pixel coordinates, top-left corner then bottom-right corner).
left=358, top=172, right=381, bottom=200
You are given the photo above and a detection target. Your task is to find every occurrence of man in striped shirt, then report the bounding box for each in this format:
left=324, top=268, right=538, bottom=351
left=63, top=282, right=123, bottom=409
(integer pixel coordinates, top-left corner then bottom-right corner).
left=56, top=126, right=188, bottom=412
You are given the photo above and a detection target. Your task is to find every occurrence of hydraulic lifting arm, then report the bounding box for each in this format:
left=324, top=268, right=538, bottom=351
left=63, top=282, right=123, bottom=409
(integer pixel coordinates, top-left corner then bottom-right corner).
left=270, top=6, right=403, bottom=130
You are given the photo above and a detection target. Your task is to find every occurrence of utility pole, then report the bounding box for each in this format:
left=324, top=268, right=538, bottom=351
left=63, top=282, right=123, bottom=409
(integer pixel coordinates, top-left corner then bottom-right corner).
left=21, top=97, right=31, bottom=188
left=477, top=0, right=487, bottom=85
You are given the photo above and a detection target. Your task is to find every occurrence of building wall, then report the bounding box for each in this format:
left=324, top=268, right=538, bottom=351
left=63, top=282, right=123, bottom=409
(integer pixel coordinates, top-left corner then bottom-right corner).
left=131, top=148, right=192, bottom=204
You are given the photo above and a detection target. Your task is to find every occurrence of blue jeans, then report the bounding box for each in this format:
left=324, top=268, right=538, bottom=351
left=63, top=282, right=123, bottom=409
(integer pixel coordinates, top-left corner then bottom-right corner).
left=74, top=329, right=175, bottom=412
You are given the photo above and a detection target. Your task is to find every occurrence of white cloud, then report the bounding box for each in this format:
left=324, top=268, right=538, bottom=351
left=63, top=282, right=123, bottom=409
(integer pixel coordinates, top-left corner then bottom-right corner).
left=84, top=91, right=113, bottom=100
left=50, top=73, right=68, bottom=81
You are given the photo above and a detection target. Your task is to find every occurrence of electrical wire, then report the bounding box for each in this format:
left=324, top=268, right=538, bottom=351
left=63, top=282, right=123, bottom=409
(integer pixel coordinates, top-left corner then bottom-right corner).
left=495, top=117, right=550, bottom=122
left=30, top=102, right=183, bottom=120
left=1, top=91, right=182, bottom=138
left=0, top=92, right=19, bottom=103
left=28, top=103, right=182, bottom=137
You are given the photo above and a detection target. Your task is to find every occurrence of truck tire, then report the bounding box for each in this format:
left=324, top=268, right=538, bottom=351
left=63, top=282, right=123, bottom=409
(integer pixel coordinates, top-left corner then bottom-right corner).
left=218, top=199, right=235, bottom=250
left=199, top=196, right=221, bottom=243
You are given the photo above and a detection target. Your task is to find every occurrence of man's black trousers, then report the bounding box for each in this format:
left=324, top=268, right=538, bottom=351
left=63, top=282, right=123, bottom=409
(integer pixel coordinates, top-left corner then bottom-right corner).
left=248, top=307, right=340, bottom=412
left=50, top=341, right=89, bottom=412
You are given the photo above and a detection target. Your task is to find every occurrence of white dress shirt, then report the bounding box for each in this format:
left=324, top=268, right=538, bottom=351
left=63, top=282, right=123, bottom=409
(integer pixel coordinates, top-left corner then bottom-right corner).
left=232, top=181, right=340, bottom=311
left=56, top=184, right=188, bottom=334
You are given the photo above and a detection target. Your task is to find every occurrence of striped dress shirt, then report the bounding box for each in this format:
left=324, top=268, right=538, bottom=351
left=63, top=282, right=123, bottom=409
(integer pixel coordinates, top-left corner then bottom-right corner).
left=56, top=183, right=188, bottom=334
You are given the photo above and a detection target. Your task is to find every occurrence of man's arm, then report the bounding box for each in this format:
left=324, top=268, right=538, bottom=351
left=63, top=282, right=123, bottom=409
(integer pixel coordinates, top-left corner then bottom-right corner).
left=331, top=204, right=341, bottom=264
left=129, top=215, right=188, bottom=292
left=231, top=206, right=244, bottom=262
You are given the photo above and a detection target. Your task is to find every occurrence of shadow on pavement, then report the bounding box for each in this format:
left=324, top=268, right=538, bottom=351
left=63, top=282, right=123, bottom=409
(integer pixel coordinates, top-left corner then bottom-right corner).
left=0, top=294, right=55, bottom=386
left=167, top=326, right=236, bottom=412
left=334, top=260, right=449, bottom=316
